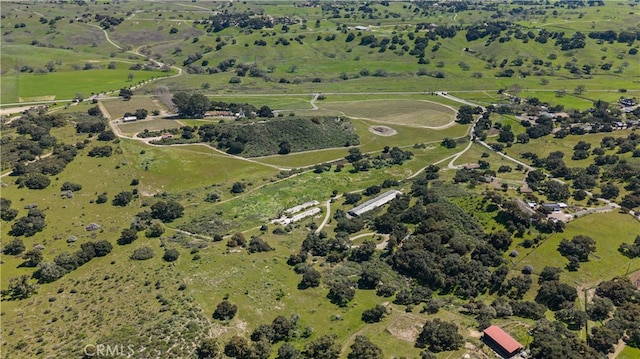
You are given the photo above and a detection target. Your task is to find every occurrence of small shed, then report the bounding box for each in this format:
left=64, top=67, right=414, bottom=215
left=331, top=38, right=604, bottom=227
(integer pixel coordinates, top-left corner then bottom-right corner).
left=482, top=325, right=523, bottom=358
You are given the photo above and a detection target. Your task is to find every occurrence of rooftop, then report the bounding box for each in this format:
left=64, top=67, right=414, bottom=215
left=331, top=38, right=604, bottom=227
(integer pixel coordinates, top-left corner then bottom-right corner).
left=483, top=325, right=523, bottom=355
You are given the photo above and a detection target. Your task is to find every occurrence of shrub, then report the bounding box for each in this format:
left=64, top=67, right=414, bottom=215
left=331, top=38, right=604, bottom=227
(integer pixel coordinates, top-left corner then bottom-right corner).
left=362, top=304, right=387, bottom=323
left=3, top=239, right=26, bottom=255
left=213, top=300, right=237, bottom=320
left=248, top=236, right=273, bottom=253
left=61, top=182, right=82, bottom=192
left=163, top=249, right=179, bottom=262
left=130, top=247, right=154, bottom=260
left=16, top=174, right=51, bottom=189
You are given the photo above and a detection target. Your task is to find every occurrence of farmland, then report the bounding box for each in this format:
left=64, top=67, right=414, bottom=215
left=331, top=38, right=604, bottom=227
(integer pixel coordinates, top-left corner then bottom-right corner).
left=1, top=1, right=640, bottom=359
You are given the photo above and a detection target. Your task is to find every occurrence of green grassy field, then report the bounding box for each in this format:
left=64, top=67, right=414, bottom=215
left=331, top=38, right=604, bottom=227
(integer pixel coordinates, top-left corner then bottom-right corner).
left=513, top=212, right=640, bottom=288
left=116, top=118, right=183, bottom=135
left=318, top=99, right=456, bottom=127
left=2, top=68, right=174, bottom=104
left=101, top=97, right=160, bottom=120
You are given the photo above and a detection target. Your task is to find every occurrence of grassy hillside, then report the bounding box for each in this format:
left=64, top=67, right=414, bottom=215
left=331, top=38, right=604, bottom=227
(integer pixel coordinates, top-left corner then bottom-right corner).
left=2, top=2, right=640, bottom=359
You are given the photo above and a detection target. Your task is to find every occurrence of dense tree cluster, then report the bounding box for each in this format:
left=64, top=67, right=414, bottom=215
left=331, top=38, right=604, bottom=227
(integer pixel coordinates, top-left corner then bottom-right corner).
left=194, top=117, right=359, bottom=157
left=150, top=200, right=184, bottom=222
left=348, top=335, right=383, bottom=359
left=619, top=235, right=640, bottom=258
left=9, top=208, right=46, bottom=237
left=558, top=235, right=596, bottom=269
left=34, top=240, right=112, bottom=283
left=172, top=92, right=210, bottom=118
left=2, top=275, right=38, bottom=300
left=203, top=12, right=277, bottom=33
left=415, top=318, right=463, bottom=352
left=529, top=320, right=600, bottom=359
left=94, top=14, right=124, bottom=29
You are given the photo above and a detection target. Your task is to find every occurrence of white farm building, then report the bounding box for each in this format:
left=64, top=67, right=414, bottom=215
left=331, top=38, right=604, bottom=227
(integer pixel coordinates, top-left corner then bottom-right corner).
left=285, top=200, right=320, bottom=214
left=271, top=207, right=321, bottom=226
left=348, top=190, right=401, bottom=217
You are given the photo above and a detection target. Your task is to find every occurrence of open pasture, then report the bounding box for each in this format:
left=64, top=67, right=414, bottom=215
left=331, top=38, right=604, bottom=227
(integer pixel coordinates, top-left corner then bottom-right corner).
left=508, top=129, right=638, bottom=168
left=254, top=117, right=465, bottom=168
left=116, top=117, right=183, bottom=136
left=207, top=95, right=315, bottom=111
left=3, top=68, right=173, bottom=104
left=101, top=97, right=159, bottom=120
left=118, top=140, right=279, bottom=194
left=318, top=99, right=456, bottom=128
left=513, top=212, right=640, bottom=288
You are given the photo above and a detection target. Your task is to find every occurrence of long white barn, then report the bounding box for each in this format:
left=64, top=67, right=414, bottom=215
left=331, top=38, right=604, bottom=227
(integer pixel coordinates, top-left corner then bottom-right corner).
left=348, top=190, right=402, bottom=217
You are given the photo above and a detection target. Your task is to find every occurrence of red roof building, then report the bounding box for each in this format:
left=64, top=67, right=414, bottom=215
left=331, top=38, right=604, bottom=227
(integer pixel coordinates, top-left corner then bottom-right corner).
left=482, top=325, right=523, bottom=358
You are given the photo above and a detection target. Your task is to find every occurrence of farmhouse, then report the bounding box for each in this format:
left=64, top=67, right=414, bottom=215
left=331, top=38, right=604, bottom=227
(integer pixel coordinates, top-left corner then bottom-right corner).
left=482, top=325, right=524, bottom=359
left=354, top=25, right=369, bottom=31
left=121, top=116, right=137, bottom=122
left=348, top=190, right=401, bottom=217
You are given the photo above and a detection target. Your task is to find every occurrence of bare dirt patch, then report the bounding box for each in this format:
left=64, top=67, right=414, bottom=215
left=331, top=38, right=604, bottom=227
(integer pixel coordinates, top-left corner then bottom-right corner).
left=369, top=125, right=397, bottom=137
left=386, top=313, right=422, bottom=342
left=630, top=269, right=640, bottom=289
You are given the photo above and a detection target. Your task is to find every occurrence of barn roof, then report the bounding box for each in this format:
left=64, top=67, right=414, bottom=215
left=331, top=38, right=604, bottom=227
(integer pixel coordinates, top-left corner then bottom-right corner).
left=483, top=325, right=523, bottom=354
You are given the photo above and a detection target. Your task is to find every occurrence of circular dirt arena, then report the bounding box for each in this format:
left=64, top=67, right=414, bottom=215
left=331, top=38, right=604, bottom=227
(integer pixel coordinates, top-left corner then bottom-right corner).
left=369, top=125, right=398, bottom=136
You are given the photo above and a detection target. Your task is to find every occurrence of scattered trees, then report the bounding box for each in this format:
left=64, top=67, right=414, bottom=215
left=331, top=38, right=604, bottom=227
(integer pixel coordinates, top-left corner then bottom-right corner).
left=248, top=236, right=273, bottom=253
left=327, top=279, right=355, bottom=307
